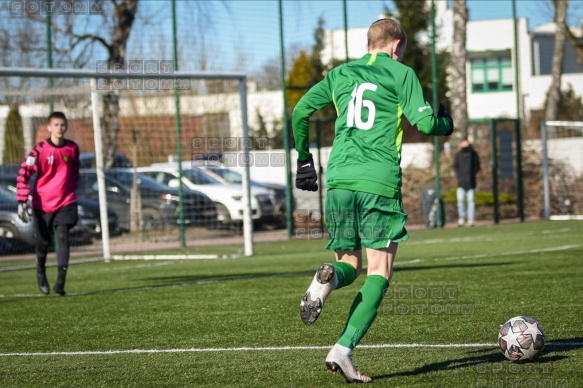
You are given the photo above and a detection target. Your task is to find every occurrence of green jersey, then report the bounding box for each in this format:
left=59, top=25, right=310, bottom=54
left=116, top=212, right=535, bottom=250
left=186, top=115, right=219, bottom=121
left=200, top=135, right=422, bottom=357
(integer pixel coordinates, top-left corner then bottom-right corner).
left=293, top=52, right=450, bottom=198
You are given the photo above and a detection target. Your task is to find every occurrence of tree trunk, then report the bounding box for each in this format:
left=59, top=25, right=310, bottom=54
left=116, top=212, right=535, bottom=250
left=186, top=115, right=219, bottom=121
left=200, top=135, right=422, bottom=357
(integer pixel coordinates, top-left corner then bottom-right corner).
left=129, top=129, right=141, bottom=232
left=102, top=0, right=138, bottom=168
left=545, top=0, right=569, bottom=121
left=450, top=0, right=468, bottom=139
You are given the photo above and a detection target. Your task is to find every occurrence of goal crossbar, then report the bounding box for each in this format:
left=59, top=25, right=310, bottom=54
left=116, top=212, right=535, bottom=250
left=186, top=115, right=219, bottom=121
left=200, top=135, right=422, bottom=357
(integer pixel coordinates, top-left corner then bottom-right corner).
left=0, top=67, right=254, bottom=259
left=0, top=67, right=247, bottom=80
left=543, top=121, right=583, bottom=129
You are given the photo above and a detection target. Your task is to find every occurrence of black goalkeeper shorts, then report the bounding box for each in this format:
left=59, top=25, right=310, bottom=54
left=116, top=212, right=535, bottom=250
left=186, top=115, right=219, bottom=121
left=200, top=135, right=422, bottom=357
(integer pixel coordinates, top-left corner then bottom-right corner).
left=34, top=202, right=79, bottom=230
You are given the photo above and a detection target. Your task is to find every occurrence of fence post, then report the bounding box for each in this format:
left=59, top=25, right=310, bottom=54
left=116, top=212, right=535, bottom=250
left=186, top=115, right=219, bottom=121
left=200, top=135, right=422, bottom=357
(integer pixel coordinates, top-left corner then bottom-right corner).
left=490, top=119, right=499, bottom=224
left=541, top=121, right=550, bottom=220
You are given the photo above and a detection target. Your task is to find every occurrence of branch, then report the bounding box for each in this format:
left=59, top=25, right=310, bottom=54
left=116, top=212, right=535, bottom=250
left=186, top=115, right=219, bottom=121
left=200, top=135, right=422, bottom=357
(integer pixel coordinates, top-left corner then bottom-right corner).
left=22, top=12, right=113, bottom=55
left=70, top=33, right=111, bottom=53
left=50, top=20, right=112, bottom=53
left=566, top=26, right=583, bottom=65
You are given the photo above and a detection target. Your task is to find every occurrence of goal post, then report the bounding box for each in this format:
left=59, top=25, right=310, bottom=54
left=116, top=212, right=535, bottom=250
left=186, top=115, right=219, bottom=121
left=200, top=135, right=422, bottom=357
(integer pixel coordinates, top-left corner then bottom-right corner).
left=541, top=120, right=583, bottom=221
left=0, top=67, right=254, bottom=259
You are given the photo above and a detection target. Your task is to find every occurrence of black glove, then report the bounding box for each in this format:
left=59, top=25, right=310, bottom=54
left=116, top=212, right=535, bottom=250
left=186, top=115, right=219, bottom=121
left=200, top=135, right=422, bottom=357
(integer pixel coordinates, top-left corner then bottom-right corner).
left=296, top=157, right=318, bottom=192
left=438, top=103, right=454, bottom=136
left=18, top=202, right=32, bottom=223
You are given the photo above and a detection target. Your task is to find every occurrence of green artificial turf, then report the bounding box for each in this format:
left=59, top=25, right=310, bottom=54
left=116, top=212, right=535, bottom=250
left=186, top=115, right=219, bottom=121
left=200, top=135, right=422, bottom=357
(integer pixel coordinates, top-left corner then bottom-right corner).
left=0, top=220, right=582, bottom=387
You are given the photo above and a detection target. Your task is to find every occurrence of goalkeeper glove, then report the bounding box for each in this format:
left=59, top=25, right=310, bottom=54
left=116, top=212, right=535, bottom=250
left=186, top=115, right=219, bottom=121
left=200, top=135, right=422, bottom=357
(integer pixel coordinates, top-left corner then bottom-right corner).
left=18, top=202, right=32, bottom=223
left=296, top=157, right=318, bottom=192
left=438, top=103, right=454, bottom=136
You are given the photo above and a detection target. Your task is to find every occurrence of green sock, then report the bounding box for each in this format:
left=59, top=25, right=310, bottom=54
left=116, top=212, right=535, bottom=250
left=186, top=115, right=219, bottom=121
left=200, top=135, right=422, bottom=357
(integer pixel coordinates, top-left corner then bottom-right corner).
left=337, top=275, right=389, bottom=349
left=332, top=261, right=357, bottom=289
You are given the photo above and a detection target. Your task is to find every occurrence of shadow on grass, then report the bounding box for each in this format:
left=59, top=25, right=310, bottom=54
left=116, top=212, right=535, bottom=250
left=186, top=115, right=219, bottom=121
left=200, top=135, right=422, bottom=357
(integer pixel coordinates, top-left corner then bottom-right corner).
left=545, top=336, right=583, bottom=353
left=144, top=261, right=514, bottom=286
left=66, top=269, right=316, bottom=297
left=373, top=347, right=568, bottom=381
left=63, top=261, right=517, bottom=297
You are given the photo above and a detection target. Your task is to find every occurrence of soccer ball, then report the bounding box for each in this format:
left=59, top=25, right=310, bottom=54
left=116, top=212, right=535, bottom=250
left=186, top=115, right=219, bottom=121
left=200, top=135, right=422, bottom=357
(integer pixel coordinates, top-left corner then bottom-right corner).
left=498, top=316, right=546, bottom=362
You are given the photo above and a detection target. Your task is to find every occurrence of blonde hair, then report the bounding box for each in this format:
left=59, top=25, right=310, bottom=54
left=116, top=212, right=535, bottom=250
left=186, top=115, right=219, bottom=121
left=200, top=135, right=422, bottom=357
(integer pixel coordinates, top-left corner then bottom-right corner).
left=367, top=18, right=407, bottom=50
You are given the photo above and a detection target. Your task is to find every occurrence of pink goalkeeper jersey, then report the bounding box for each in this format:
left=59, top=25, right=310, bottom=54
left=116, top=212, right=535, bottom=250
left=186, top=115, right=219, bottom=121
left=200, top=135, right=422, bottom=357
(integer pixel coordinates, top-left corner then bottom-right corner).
left=16, top=139, right=80, bottom=213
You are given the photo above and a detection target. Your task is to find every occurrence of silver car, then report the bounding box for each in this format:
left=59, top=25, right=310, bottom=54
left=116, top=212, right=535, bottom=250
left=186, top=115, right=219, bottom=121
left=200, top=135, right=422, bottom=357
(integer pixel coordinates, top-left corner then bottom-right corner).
left=0, top=185, right=36, bottom=253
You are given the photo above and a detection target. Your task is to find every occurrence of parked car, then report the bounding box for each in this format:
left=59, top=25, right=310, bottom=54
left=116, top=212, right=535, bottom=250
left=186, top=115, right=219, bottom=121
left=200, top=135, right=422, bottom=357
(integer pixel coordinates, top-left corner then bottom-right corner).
left=0, top=185, right=36, bottom=252
left=199, top=165, right=287, bottom=228
left=138, top=164, right=276, bottom=228
left=0, top=236, right=12, bottom=255
left=79, top=152, right=133, bottom=169
left=0, top=176, right=120, bottom=247
left=76, top=169, right=218, bottom=231
left=74, top=197, right=121, bottom=240
left=0, top=164, right=20, bottom=177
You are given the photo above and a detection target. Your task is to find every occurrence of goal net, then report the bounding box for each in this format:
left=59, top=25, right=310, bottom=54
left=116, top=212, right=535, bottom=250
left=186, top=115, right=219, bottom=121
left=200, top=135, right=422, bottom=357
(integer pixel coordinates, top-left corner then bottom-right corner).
left=541, top=121, right=583, bottom=220
left=0, top=68, right=256, bottom=260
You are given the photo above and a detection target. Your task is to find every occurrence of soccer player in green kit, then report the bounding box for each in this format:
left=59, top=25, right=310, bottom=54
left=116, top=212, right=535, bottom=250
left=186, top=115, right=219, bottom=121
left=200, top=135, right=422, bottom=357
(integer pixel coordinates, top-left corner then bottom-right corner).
left=294, top=18, right=454, bottom=383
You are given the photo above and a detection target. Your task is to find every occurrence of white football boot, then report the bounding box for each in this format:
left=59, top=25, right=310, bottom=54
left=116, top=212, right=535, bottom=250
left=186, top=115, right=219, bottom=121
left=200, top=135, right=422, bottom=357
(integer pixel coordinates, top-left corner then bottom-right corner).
left=325, top=345, right=372, bottom=383
left=300, top=263, right=337, bottom=325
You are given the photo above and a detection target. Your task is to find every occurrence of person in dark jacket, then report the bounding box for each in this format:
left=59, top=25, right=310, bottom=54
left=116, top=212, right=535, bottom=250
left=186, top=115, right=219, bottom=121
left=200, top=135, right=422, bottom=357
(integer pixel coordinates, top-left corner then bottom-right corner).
left=453, top=138, right=480, bottom=226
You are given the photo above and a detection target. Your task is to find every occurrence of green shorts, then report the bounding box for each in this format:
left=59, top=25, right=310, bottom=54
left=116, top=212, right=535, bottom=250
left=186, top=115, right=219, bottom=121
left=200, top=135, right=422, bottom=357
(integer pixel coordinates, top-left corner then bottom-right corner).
left=325, top=188, right=409, bottom=251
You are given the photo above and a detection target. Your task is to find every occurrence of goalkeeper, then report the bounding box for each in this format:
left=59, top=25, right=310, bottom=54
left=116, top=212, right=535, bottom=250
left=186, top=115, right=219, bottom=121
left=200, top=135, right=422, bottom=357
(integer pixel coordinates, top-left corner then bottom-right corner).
left=294, top=18, right=453, bottom=383
left=16, top=111, right=79, bottom=296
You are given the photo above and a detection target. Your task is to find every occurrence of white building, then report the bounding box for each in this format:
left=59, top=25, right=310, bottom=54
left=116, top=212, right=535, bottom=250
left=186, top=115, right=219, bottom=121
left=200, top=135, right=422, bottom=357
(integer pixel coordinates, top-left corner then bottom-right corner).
left=321, top=7, right=583, bottom=123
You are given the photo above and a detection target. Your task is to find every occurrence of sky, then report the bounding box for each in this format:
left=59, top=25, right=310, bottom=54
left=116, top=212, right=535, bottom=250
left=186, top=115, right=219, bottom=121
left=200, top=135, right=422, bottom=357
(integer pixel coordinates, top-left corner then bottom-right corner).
left=202, top=0, right=582, bottom=73
left=12, top=0, right=577, bottom=74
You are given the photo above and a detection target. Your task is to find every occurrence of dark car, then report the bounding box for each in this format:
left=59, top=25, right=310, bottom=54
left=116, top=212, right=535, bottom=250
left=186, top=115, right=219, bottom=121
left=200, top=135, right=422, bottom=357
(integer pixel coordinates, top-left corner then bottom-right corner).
left=75, top=197, right=121, bottom=240
left=77, top=169, right=218, bottom=231
left=0, top=176, right=120, bottom=249
left=79, top=152, right=133, bottom=169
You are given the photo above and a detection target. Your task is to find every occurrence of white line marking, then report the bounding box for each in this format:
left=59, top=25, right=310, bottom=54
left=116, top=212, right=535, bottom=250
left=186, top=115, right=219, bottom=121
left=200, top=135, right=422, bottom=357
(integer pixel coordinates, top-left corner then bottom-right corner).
left=396, top=244, right=580, bottom=265
left=112, top=254, right=242, bottom=260
left=1, top=342, right=580, bottom=357
left=407, top=228, right=578, bottom=246
left=83, top=261, right=178, bottom=273
left=442, top=244, right=580, bottom=261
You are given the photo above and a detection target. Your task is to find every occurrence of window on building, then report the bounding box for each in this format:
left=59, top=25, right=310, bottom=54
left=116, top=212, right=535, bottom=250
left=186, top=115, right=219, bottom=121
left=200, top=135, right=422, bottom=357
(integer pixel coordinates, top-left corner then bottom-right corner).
left=532, top=35, right=583, bottom=75
left=471, top=57, right=513, bottom=93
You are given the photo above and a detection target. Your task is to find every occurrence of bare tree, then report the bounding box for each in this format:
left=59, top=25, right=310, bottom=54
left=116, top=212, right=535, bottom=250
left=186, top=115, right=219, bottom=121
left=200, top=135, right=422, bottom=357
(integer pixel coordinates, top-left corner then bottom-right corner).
left=20, top=0, right=139, bottom=167
left=0, top=12, right=46, bottom=105
left=566, top=26, right=583, bottom=65
left=253, top=58, right=281, bottom=91
left=449, top=0, right=468, bottom=139
left=545, top=0, right=569, bottom=121
left=100, top=0, right=139, bottom=168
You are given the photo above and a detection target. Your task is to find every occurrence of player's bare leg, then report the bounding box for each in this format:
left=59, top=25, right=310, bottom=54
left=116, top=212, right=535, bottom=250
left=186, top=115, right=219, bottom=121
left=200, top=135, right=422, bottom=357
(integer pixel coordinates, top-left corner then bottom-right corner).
left=365, top=243, right=398, bottom=280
